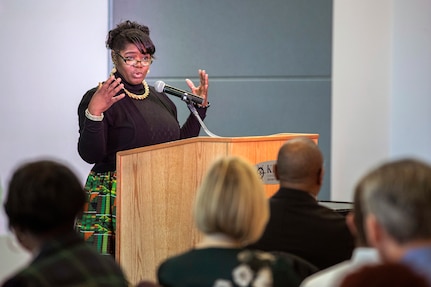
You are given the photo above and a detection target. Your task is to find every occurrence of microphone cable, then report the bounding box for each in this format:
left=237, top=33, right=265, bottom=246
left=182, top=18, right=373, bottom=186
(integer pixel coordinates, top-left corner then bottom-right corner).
left=187, top=103, right=221, bottom=138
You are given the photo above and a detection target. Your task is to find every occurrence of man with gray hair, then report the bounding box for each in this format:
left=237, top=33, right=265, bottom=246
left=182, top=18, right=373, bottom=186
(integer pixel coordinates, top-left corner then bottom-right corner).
left=359, top=158, right=431, bottom=285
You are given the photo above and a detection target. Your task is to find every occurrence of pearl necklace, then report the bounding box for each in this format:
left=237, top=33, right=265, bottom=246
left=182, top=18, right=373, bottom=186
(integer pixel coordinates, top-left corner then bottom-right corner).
left=124, top=80, right=150, bottom=100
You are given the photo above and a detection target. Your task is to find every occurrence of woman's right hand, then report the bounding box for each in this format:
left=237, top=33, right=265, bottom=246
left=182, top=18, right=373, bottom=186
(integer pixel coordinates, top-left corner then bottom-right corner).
left=87, top=75, right=125, bottom=116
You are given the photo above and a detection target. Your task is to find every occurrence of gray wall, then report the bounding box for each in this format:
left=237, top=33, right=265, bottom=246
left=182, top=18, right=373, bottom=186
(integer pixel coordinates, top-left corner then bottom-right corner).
left=113, top=0, right=333, bottom=199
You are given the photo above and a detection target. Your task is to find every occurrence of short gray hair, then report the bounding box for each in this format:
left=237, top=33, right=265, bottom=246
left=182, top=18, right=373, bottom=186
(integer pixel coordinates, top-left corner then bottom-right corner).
left=359, top=158, right=431, bottom=243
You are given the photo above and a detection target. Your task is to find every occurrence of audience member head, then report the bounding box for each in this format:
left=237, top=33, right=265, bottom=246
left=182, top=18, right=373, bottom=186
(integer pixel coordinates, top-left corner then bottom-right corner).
left=4, top=160, right=86, bottom=252
left=339, top=262, right=428, bottom=287
left=346, top=178, right=369, bottom=247
left=194, top=156, right=269, bottom=246
left=358, top=158, right=431, bottom=261
left=275, top=137, right=323, bottom=197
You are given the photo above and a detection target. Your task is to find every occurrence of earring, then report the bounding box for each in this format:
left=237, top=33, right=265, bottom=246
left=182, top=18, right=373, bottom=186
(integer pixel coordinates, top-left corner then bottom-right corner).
left=110, top=66, right=117, bottom=76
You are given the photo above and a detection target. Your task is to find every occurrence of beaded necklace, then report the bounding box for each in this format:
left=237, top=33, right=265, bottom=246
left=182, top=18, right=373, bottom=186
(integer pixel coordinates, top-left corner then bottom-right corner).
left=123, top=80, right=149, bottom=100
left=111, top=67, right=149, bottom=100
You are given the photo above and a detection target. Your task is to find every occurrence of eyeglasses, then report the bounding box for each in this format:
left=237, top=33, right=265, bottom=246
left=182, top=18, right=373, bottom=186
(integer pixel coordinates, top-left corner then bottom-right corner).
left=115, top=51, right=153, bottom=67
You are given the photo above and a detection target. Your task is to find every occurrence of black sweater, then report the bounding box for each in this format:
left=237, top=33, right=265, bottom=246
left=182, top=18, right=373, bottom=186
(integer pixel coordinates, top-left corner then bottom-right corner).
left=77, top=76, right=206, bottom=173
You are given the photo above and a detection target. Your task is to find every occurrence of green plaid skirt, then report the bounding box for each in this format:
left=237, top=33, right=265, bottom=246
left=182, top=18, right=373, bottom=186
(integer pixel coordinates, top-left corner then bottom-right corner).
left=76, top=171, right=117, bottom=256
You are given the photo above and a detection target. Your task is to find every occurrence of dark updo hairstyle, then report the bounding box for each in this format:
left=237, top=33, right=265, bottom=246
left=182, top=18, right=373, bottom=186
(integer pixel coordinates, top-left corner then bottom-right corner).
left=106, top=20, right=156, bottom=56
left=4, top=160, right=86, bottom=235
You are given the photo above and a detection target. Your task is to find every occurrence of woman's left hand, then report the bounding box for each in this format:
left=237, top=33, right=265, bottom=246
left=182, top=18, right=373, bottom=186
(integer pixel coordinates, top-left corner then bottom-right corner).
left=186, top=69, right=209, bottom=107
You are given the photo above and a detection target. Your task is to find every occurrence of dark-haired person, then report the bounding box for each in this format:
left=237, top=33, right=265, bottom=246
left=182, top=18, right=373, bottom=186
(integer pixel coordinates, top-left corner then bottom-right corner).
left=76, top=20, right=210, bottom=256
left=300, top=166, right=380, bottom=287
left=2, top=160, right=128, bottom=287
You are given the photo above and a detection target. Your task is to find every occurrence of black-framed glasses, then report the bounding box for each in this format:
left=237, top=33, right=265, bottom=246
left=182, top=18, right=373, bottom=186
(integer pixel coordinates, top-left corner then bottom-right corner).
left=115, top=51, right=153, bottom=67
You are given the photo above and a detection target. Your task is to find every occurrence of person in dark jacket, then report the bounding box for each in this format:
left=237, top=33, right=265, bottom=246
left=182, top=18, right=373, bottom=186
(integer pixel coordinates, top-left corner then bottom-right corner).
left=2, top=159, right=129, bottom=286
left=249, top=137, right=355, bottom=270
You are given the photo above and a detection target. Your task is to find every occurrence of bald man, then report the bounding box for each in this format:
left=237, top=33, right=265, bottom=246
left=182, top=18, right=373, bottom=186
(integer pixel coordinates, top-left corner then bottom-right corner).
left=249, top=137, right=354, bottom=270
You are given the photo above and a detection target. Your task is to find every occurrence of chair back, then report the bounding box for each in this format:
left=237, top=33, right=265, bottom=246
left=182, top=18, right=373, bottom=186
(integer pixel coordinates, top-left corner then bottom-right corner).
left=270, top=251, right=319, bottom=281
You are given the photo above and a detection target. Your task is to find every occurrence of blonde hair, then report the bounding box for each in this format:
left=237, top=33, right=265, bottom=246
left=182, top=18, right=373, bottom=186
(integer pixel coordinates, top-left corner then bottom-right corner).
left=193, top=156, right=269, bottom=245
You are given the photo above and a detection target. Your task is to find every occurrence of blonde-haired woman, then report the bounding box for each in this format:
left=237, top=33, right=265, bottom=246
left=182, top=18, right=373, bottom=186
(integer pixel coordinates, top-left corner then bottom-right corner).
left=157, top=156, right=301, bottom=287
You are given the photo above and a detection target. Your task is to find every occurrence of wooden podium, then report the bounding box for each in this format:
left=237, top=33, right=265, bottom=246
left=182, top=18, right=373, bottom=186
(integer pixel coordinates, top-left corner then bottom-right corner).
left=116, top=133, right=318, bottom=284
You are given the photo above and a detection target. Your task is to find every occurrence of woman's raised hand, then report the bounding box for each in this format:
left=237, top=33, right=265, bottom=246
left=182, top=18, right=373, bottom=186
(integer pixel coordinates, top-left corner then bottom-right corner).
left=87, top=75, right=126, bottom=116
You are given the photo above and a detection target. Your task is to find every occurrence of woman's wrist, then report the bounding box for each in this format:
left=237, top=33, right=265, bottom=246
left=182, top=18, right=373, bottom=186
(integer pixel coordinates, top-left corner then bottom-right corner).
left=198, top=102, right=210, bottom=109
left=85, top=108, right=104, bottom=121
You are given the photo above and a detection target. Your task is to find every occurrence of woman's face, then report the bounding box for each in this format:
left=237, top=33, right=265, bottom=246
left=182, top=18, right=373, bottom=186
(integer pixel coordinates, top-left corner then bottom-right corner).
left=114, top=43, right=152, bottom=85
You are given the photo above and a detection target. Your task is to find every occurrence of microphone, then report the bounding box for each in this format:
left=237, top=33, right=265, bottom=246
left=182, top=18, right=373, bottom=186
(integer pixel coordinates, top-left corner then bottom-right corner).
left=154, top=80, right=204, bottom=105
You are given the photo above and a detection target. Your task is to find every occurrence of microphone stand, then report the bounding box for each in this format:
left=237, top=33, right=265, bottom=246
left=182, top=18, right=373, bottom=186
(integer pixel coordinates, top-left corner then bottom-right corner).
left=186, top=102, right=221, bottom=138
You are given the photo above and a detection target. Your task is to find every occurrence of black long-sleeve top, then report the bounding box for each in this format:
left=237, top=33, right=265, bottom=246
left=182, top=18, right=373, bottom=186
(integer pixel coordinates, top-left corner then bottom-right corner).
left=77, top=78, right=207, bottom=173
